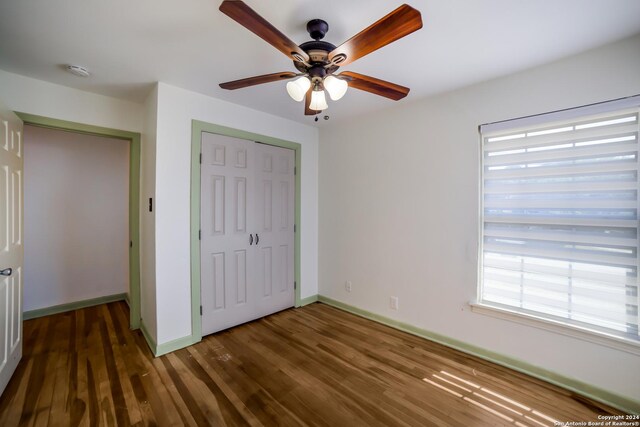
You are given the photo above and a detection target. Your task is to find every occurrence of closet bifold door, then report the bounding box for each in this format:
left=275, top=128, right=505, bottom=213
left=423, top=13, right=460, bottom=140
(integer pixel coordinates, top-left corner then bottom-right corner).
left=200, top=133, right=294, bottom=336
left=255, top=143, right=295, bottom=318
left=200, top=133, right=256, bottom=335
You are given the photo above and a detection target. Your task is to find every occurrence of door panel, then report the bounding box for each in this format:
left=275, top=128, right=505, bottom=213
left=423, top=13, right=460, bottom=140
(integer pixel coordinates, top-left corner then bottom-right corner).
left=255, top=143, right=294, bottom=318
left=280, top=181, right=289, bottom=229
left=0, top=167, right=7, bottom=252
left=210, top=252, right=225, bottom=310
left=11, top=170, right=21, bottom=246
left=10, top=268, right=21, bottom=349
left=0, top=106, right=23, bottom=397
left=234, top=250, right=247, bottom=304
left=0, top=278, right=7, bottom=370
left=261, top=247, right=272, bottom=297
left=234, top=177, right=247, bottom=233
left=262, top=180, right=272, bottom=231
left=279, top=245, right=288, bottom=292
left=211, top=175, right=225, bottom=235
left=201, top=133, right=257, bottom=334
left=200, top=133, right=294, bottom=336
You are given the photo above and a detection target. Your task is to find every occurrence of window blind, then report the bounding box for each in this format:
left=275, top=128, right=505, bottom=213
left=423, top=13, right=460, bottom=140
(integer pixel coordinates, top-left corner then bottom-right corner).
left=479, top=100, right=640, bottom=341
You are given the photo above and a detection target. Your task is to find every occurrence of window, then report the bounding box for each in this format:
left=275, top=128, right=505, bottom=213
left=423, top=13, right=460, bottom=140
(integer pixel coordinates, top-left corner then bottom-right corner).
left=478, top=96, right=640, bottom=345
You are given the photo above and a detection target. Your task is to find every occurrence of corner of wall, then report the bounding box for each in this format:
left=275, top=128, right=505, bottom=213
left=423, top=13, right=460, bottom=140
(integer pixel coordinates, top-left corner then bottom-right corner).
left=139, top=83, right=159, bottom=344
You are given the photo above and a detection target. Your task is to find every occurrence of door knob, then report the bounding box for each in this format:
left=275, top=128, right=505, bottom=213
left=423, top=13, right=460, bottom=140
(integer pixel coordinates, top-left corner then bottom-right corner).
left=249, top=234, right=253, bottom=245
left=0, top=268, right=12, bottom=276
left=256, top=233, right=259, bottom=245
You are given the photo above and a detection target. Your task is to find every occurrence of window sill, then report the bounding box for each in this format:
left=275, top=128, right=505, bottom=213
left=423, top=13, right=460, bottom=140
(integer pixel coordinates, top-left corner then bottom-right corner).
left=469, top=302, right=640, bottom=356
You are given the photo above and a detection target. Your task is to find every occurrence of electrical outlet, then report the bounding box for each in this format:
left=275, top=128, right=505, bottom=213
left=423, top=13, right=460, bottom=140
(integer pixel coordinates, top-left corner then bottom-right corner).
left=390, top=296, right=399, bottom=310
left=345, top=281, right=352, bottom=292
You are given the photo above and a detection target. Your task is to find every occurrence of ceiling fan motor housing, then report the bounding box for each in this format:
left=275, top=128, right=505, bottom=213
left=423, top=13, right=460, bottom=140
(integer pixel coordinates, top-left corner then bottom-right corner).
left=295, top=42, right=338, bottom=74
left=307, top=19, right=329, bottom=40
left=292, top=19, right=341, bottom=75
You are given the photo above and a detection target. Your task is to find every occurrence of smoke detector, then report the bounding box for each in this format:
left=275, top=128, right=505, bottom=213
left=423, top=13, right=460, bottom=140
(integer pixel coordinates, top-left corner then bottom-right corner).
left=66, top=65, right=90, bottom=77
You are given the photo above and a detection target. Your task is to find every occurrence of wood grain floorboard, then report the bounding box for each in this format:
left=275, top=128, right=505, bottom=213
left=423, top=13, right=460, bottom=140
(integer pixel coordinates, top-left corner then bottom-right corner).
left=0, top=301, right=625, bottom=426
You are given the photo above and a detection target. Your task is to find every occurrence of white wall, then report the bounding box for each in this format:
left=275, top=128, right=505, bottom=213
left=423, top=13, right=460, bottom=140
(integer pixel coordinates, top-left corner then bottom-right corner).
left=23, top=125, right=130, bottom=311
left=154, top=82, right=319, bottom=345
left=319, top=33, right=640, bottom=401
left=140, top=85, right=158, bottom=340
left=0, top=70, right=143, bottom=133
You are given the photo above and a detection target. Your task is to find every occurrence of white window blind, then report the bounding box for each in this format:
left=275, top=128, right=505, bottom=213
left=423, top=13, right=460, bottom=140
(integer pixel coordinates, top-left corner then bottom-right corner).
left=479, top=98, right=640, bottom=342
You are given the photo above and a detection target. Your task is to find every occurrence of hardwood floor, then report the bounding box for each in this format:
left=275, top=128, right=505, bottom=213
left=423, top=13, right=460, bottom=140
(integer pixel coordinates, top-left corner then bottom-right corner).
left=0, top=301, right=622, bottom=426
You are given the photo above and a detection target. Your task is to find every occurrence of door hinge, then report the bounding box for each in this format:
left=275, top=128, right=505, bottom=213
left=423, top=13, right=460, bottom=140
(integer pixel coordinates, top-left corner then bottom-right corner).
left=294, top=224, right=296, bottom=233
left=294, top=281, right=297, bottom=290
left=129, top=241, right=133, bottom=248
left=294, top=166, right=297, bottom=175
left=199, top=153, right=202, bottom=164
left=199, top=230, right=201, bottom=240
left=200, top=305, right=203, bottom=316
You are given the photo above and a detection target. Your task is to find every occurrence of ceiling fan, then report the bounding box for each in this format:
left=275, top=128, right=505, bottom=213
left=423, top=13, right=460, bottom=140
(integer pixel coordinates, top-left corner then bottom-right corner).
left=218, top=0, right=423, bottom=117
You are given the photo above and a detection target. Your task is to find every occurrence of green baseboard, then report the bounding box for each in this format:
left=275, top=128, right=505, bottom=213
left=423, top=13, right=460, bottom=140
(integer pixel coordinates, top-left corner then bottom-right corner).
left=139, top=319, right=199, bottom=357
left=155, top=335, right=199, bottom=357
left=298, top=294, right=318, bottom=306
left=317, top=295, right=640, bottom=414
left=139, top=320, right=199, bottom=358
left=140, top=320, right=157, bottom=356
left=23, top=293, right=127, bottom=321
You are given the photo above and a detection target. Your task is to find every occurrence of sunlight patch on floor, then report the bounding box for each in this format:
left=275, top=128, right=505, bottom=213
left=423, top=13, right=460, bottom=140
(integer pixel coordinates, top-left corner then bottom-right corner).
left=422, top=370, right=559, bottom=426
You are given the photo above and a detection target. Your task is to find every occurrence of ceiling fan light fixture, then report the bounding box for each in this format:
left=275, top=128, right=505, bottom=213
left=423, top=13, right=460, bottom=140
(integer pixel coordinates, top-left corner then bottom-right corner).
left=323, top=75, right=348, bottom=101
left=310, top=89, right=328, bottom=111
left=286, top=76, right=311, bottom=102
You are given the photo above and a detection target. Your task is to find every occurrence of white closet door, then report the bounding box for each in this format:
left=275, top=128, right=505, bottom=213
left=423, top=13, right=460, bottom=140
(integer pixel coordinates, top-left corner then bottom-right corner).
left=201, top=133, right=256, bottom=334
left=255, top=143, right=295, bottom=317
left=0, top=106, right=23, bottom=397
left=200, top=133, right=295, bottom=336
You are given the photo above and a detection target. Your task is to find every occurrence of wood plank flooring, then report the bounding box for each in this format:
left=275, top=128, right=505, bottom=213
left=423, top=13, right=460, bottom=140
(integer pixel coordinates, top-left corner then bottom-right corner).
left=0, top=301, right=623, bottom=426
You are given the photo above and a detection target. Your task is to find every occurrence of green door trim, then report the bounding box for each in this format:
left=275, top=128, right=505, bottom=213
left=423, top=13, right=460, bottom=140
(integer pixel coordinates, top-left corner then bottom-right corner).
left=16, top=112, right=142, bottom=330
left=190, top=120, right=302, bottom=344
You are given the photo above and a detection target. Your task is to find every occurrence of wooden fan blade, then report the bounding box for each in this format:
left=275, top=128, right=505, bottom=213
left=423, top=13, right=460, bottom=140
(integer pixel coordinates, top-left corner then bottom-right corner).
left=219, top=0, right=309, bottom=62
left=340, top=71, right=409, bottom=101
left=328, top=4, right=422, bottom=67
left=305, top=87, right=321, bottom=116
left=219, top=72, right=297, bottom=90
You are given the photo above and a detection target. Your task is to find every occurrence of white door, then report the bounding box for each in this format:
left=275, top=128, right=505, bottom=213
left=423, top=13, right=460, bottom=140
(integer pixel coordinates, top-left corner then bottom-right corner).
left=201, top=133, right=256, bottom=334
left=200, top=133, right=294, bottom=335
left=255, top=143, right=295, bottom=317
left=0, top=106, right=23, bottom=397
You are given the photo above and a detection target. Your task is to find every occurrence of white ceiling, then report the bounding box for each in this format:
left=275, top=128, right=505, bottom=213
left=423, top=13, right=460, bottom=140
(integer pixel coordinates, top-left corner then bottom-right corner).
left=1, top=0, right=639, bottom=125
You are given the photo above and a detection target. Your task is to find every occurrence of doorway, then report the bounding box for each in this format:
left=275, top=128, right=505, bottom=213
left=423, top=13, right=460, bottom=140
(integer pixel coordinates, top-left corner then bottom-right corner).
left=17, top=113, right=141, bottom=329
